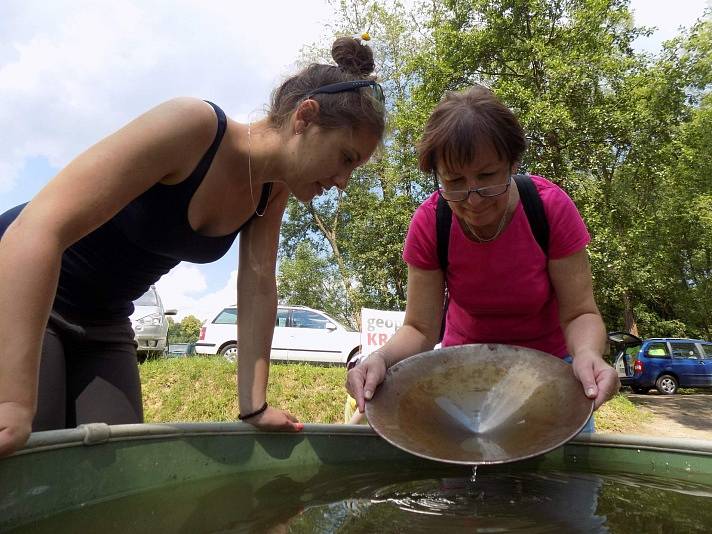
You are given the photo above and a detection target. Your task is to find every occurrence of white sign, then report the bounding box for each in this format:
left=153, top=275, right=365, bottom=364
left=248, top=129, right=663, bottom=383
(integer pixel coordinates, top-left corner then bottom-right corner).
left=360, top=307, right=406, bottom=356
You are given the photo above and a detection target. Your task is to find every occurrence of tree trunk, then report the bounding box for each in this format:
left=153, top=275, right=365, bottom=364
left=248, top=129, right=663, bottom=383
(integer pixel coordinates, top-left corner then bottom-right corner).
left=623, top=291, right=639, bottom=337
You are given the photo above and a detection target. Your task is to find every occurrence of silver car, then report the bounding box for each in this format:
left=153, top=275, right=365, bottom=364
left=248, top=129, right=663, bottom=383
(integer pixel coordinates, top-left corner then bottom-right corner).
left=131, top=285, right=176, bottom=353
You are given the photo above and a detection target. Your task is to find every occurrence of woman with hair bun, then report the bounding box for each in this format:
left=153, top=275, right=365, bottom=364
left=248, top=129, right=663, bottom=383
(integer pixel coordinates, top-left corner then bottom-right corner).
left=0, top=35, right=386, bottom=456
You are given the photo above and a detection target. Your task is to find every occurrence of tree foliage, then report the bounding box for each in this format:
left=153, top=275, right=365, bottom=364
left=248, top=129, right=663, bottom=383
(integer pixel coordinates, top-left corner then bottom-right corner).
left=167, top=315, right=202, bottom=344
left=278, top=0, right=711, bottom=339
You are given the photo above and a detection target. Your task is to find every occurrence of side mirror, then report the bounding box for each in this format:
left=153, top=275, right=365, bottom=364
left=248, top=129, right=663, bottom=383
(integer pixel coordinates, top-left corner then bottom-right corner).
left=164, top=309, right=178, bottom=316
left=325, top=322, right=337, bottom=331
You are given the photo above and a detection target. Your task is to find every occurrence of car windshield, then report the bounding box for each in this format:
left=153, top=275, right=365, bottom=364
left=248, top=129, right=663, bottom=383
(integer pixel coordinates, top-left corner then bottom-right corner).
left=134, top=289, right=158, bottom=306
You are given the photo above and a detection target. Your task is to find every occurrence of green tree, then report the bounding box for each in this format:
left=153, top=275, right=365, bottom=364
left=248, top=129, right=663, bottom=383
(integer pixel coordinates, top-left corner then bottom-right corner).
left=411, top=0, right=711, bottom=337
left=280, top=0, right=711, bottom=340
left=588, top=17, right=712, bottom=337
left=277, top=241, right=349, bottom=324
left=167, top=315, right=203, bottom=344
left=167, top=317, right=178, bottom=344
left=280, top=0, right=425, bottom=325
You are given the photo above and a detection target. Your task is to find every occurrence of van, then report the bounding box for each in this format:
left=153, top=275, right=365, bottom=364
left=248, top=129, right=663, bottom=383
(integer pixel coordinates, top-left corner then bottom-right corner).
left=130, top=285, right=176, bottom=355
left=609, top=332, right=712, bottom=394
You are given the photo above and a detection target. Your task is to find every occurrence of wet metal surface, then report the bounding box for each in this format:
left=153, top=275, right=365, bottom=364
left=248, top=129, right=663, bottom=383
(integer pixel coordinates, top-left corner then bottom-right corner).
left=366, top=344, right=593, bottom=465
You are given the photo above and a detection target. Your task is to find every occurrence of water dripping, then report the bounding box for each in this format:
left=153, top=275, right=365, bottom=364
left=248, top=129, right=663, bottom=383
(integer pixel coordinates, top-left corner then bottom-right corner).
left=465, top=465, right=481, bottom=498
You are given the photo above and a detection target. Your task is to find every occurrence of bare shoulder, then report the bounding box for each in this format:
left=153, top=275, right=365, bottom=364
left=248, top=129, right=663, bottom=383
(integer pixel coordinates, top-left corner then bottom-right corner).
left=121, top=98, right=223, bottom=183
left=132, top=97, right=219, bottom=138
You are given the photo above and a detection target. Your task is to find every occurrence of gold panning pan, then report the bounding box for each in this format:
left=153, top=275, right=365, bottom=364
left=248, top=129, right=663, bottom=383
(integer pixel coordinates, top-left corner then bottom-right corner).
left=365, top=344, right=593, bottom=465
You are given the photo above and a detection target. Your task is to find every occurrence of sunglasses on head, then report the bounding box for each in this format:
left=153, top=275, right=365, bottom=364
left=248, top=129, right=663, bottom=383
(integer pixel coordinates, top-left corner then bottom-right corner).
left=305, top=80, right=385, bottom=104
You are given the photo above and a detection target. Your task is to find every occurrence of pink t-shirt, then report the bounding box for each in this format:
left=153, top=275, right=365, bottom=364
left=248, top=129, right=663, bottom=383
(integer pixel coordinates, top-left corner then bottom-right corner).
left=402, top=175, right=590, bottom=357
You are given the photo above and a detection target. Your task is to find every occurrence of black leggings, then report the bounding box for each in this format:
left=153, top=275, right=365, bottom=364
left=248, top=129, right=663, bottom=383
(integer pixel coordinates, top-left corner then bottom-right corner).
left=33, top=311, right=143, bottom=431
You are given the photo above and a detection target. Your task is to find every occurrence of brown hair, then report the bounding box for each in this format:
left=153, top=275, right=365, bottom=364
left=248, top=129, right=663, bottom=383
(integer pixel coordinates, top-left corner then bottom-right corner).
left=268, top=37, right=385, bottom=138
left=417, top=85, right=525, bottom=175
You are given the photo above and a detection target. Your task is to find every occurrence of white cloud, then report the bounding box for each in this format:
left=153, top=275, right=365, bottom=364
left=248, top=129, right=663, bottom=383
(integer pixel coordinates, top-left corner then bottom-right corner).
left=629, top=0, right=709, bottom=51
left=4, top=0, right=707, bottom=318
left=0, top=0, right=332, bottom=195
left=0, top=0, right=336, bottom=321
left=156, top=263, right=236, bottom=323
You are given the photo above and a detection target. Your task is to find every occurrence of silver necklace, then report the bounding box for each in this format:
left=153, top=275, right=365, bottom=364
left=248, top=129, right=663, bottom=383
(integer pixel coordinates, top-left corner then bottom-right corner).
left=462, top=193, right=510, bottom=243
left=247, top=122, right=265, bottom=217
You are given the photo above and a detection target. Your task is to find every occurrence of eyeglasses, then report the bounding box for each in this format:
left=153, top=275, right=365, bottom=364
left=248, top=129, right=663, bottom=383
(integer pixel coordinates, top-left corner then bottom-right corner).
left=305, top=80, right=385, bottom=104
left=437, top=174, right=512, bottom=201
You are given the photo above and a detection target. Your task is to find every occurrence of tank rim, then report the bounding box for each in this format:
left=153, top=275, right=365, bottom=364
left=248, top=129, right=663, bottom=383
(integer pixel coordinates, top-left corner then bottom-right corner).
left=13, top=422, right=712, bottom=458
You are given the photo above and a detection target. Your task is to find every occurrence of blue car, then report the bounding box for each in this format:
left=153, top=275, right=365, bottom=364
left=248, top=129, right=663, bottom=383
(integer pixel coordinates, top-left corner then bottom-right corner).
left=609, top=332, right=712, bottom=394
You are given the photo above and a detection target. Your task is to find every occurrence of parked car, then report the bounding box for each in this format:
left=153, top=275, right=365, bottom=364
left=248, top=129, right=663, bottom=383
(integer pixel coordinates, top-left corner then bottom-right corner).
left=609, top=331, right=712, bottom=394
left=130, top=285, right=176, bottom=355
left=196, top=305, right=361, bottom=365
left=165, top=342, right=196, bottom=358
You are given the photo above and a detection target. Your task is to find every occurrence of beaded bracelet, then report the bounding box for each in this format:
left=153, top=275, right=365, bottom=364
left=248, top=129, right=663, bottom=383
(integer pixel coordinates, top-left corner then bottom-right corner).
left=238, top=401, right=268, bottom=421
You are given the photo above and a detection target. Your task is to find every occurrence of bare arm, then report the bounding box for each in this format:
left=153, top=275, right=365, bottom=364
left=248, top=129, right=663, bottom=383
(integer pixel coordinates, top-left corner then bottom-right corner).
left=0, top=98, right=220, bottom=455
left=549, top=248, right=619, bottom=409
left=235, top=184, right=301, bottom=430
left=346, top=264, right=445, bottom=412
left=375, top=265, right=445, bottom=367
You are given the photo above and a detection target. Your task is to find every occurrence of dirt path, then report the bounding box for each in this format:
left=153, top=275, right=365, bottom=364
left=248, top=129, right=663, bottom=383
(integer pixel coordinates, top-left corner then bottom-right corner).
left=621, top=392, right=712, bottom=441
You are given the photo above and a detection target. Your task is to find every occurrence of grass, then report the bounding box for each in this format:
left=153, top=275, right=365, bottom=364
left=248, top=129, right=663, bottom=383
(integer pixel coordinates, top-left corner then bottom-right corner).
left=595, top=393, right=652, bottom=433
left=140, top=356, right=649, bottom=433
left=140, top=356, right=347, bottom=423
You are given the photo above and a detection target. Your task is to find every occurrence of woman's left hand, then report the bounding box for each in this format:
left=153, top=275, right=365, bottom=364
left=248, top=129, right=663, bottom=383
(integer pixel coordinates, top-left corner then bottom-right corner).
left=243, top=406, right=304, bottom=432
left=571, top=352, right=620, bottom=410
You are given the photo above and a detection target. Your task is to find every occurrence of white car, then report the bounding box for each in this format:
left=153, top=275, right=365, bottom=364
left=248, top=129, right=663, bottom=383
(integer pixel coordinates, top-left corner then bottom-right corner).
left=196, top=305, right=361, bottom=365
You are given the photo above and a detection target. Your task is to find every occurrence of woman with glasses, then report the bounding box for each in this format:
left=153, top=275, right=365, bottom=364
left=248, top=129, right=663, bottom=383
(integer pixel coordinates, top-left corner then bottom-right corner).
left=346, top=85, right=618, bottom=424
left=0, top=36, right=386, bottom=457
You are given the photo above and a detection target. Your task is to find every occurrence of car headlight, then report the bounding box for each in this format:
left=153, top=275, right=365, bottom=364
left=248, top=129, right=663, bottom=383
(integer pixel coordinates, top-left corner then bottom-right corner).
left=137, top=313, right=162, bottom=326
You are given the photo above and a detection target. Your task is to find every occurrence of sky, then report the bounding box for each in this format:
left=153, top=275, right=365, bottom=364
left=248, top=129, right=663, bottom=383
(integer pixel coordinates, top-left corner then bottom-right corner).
left=1, top=0, right=709, bottom=322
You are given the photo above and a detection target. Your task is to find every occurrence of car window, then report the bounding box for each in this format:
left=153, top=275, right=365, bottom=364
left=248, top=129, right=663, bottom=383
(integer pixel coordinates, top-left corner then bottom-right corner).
left=214, top=308, right=237, bottom=325
left=670, top=342, right=701, bottom=360
left=291, top=310, right=330, bottom=329
left=645, top=342, right=669, bottom=358
left=619, top=345, right=639, bottom=366
left=702, top=344, right=712, bottom=359
left=275, top=308, right=289, bottom=328
left=134, top=288, right=158, bottom=306
left=624, top=345, right=640, bottom=357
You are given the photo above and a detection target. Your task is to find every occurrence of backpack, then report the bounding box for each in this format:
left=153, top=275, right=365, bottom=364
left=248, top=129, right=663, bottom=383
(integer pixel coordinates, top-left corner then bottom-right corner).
left=436, top=174, right=550, bottom=341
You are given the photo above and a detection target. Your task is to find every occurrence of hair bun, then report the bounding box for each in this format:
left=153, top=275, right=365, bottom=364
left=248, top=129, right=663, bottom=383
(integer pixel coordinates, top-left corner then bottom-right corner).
left=331, top=36, right=375, bottom=77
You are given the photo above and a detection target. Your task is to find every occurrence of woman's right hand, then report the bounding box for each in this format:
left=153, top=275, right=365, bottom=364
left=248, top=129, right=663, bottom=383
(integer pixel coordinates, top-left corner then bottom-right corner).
left=345, top=352, right=388, bottom=413
left=0, top=402, right=33, bottom=457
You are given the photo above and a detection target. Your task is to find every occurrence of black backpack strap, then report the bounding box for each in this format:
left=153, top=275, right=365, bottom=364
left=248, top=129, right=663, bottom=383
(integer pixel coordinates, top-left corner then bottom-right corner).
left=435, top=194, right=452, bottom=342
left=513, top=174, right=549, bottom=256
left=436, top=193, right=452, bottom=271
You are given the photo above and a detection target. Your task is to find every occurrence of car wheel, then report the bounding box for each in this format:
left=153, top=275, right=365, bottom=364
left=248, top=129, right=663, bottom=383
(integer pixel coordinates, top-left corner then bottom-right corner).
left=220, top=343, right=238, bottom=363
left=631, top=385, right=648, bottom=394
left=656, top=374, right=678, bottom=395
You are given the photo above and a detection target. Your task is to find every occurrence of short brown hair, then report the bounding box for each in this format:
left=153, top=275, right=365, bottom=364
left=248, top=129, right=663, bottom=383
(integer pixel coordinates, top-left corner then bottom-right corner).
left=417, top=85, right=525, bottom=174
left=268, top=37, right=385, bottom=138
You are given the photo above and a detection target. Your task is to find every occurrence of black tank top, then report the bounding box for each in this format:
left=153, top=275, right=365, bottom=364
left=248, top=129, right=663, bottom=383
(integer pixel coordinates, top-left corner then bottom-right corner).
left=0, top=102, right=272, bottom=319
